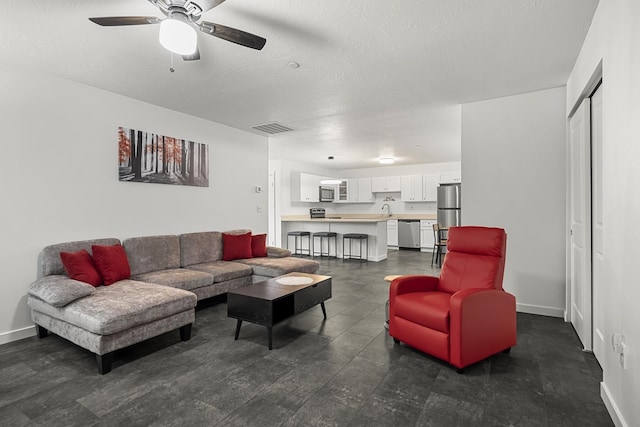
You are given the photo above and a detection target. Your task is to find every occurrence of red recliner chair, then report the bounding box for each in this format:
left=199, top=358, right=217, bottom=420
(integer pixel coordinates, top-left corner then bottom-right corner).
left=389, top=226, right=516, bottom=372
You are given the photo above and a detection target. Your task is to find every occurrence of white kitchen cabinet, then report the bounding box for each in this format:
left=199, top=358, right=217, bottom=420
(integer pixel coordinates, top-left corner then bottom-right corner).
left=336, top=180, right=348, bottom=202
left=420, top=220, right=436, bottom=250
left=291, top=172, right=321, bottom=202
left=439, top=170, right=462, bottom=184
left=401, top=175, right=424, bottom=201
left=348, top=178, right=373, bottom=202
left=371, top=176, right=401, bottom=192
left=358, top=178, right=373, bottom=201
left=422, top=174, right=439, bottom=201
left=387, top=219, right=398, bottom=247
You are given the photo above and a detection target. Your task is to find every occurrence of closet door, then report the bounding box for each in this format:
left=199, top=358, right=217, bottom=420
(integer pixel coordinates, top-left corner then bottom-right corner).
left=568, top=98, right=592, bottom=351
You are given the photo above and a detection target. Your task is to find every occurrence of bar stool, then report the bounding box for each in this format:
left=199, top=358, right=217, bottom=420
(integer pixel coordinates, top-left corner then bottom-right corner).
left=287, top=231, right=311, bottom=256
left=343, top=233, right=368, bottom=261
left=431, top=224, right=448, bottom=267
left=312, top=232, right=338, bottom=257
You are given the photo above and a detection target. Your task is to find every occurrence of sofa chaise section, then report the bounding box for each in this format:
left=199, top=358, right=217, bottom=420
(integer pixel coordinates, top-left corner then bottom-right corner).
left=28, top=238, right=197, bottom=374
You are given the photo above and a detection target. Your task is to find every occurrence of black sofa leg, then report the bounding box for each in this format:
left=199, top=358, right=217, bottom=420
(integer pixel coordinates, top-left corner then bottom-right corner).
left=35, top=325, right=48, bottom=338
left=97, top=353, right=113, bottom=375
left=180, top=324, right=192, bottom=341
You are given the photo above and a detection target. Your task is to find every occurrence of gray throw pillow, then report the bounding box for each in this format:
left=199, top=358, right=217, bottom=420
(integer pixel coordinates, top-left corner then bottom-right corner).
left=29, top=275, right=95, bottom=307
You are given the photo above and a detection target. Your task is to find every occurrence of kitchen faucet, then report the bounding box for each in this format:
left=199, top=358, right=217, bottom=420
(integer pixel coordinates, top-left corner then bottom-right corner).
left=382, top=203, right=391, bottom=217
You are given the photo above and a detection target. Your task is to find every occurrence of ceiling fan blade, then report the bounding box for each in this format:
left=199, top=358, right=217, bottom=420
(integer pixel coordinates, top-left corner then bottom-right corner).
left=89, top=16, right=161, bottom=26
left=199, top=21, right=266, bottom=50
left=182, top=47, right=201, bottom=61
left=204, top=0, right=228, bottom=11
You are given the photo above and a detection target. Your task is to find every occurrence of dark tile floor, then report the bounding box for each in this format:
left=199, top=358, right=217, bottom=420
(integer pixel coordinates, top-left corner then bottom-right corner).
left=0, top=250, right=612, bottom=426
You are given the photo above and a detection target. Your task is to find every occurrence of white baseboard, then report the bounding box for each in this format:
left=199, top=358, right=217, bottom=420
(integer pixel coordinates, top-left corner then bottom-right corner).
left=516, top=303, right=564, bottom=318
left=0, top=325, right=36, bottom=345
left=601, top=381, right=628, bottom=427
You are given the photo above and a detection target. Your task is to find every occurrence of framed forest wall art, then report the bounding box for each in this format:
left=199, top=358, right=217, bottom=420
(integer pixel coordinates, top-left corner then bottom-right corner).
left=118, top=127, right=209, bottom=187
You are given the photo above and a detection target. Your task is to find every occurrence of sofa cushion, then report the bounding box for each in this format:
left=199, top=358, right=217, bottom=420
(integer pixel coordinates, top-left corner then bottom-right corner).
left=251, top=234, right=268, bottom=257
left=131, top=268, right=213, bottom=291
left=180, top=231, right=222, bottom=266
left=222, top=232, right=253, bottom=261
left=123, top=235, right=181, bottom=276
left=60, top=250, right=102, bottom=286
left=92, top=244, right=131, bottom=285
left=28, top=275, right=96, bottom=307
left=235, top=256, right=319, bottom=278
left=27, top=280, right=197, bottom=335
left=40, top=238, right=121, bottom=277
left=267, top=247, right=292, bottom=258
left=185, top=261, right=253, bottom=283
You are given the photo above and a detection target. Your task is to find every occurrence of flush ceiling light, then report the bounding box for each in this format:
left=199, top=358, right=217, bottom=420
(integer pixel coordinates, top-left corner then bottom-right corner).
left=379, top=157, right=395, bottom=164
left=159, top=13, right=197, bottom=55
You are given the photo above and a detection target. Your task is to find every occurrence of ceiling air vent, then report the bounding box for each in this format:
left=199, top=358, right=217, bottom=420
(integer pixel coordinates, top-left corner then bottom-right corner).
left=251, top=122, right=294, bottom=135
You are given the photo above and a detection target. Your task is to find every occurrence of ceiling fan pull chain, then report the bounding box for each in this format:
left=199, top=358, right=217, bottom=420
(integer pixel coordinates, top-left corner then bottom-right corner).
left=169, top=52, right=175, bottom=73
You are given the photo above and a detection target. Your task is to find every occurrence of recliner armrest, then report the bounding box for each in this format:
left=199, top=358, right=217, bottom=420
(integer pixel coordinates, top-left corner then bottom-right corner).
left=390, top=275, right=440, bottom=296
left=449, top=288, right=517, bottom=368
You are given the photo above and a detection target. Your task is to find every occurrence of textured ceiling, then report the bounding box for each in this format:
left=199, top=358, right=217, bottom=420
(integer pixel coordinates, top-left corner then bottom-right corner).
left=0, top=0, right=599, bottom=169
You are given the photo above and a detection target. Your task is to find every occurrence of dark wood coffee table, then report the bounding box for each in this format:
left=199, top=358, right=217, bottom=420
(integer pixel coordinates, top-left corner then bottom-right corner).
left=227, top=272, right=332, bottom=350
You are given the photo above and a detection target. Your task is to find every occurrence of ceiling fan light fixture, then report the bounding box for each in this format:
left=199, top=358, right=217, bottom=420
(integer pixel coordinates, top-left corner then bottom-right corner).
left=379, top=157, right=395, bottom=164
left=159, top=13, right=197, bottom=55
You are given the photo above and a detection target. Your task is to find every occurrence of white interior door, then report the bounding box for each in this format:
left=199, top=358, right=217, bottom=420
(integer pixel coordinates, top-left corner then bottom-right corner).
left=569, top=98, right=592, bottom=351
left=591, top=84, right=604, bottom=362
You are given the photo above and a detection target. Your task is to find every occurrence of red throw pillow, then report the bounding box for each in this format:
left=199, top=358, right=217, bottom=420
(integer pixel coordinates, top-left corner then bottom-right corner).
left=91, top=244, right=131, bottom=285
left=251, top=234, right=268, bottom=258
left=222, top=232, right=253, bottom=261
left=59, top=249, right=102, bottom=287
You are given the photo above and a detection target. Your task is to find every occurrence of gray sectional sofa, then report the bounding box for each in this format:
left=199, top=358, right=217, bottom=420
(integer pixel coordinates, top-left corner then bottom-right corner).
left=27, top=230, right=319, bottom=374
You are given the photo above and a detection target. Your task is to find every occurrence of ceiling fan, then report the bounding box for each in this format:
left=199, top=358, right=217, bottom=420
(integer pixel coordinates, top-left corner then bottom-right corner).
left=89, top=0, right=266, bottom=61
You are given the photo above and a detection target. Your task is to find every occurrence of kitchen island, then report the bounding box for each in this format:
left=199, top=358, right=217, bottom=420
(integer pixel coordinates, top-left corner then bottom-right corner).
left=281, top=213, right=436, bottom=261
left=281, top=215, right=389, bottom=261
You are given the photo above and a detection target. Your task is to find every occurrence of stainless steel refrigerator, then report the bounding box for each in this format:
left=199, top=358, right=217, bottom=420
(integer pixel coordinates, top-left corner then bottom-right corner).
left=437, top=184, right=461, bottom=227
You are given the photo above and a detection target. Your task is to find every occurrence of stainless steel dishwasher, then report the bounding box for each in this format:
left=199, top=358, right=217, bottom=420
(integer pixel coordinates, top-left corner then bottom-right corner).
left=398, top=220, right=421, bottom=248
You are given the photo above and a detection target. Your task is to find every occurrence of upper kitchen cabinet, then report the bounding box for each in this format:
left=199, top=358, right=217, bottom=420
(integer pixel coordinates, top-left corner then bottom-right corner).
left=335, top=179, right=348, bottom=202
left=348, top=178, right=374, bottom=203
left=422, top=174, right=439, bottom=201
left=439, top=170, right=462, bottom=184
left=291, top=172, right=321, bottom=202
left=401, top=175, right=424, bottom=202
left=371, top=176, right=401, bottom=192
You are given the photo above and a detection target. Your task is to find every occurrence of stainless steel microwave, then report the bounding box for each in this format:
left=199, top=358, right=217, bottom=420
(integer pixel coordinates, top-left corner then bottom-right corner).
left=319, top=186, right=335, bottom=202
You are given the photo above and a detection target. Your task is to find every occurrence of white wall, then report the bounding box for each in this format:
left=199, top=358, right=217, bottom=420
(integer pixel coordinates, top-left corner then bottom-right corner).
left=566, top=0, right=640, bottom=425
left=0, top=63, right=269, bottom=343
left=461, top=87, right=567, bottom=317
